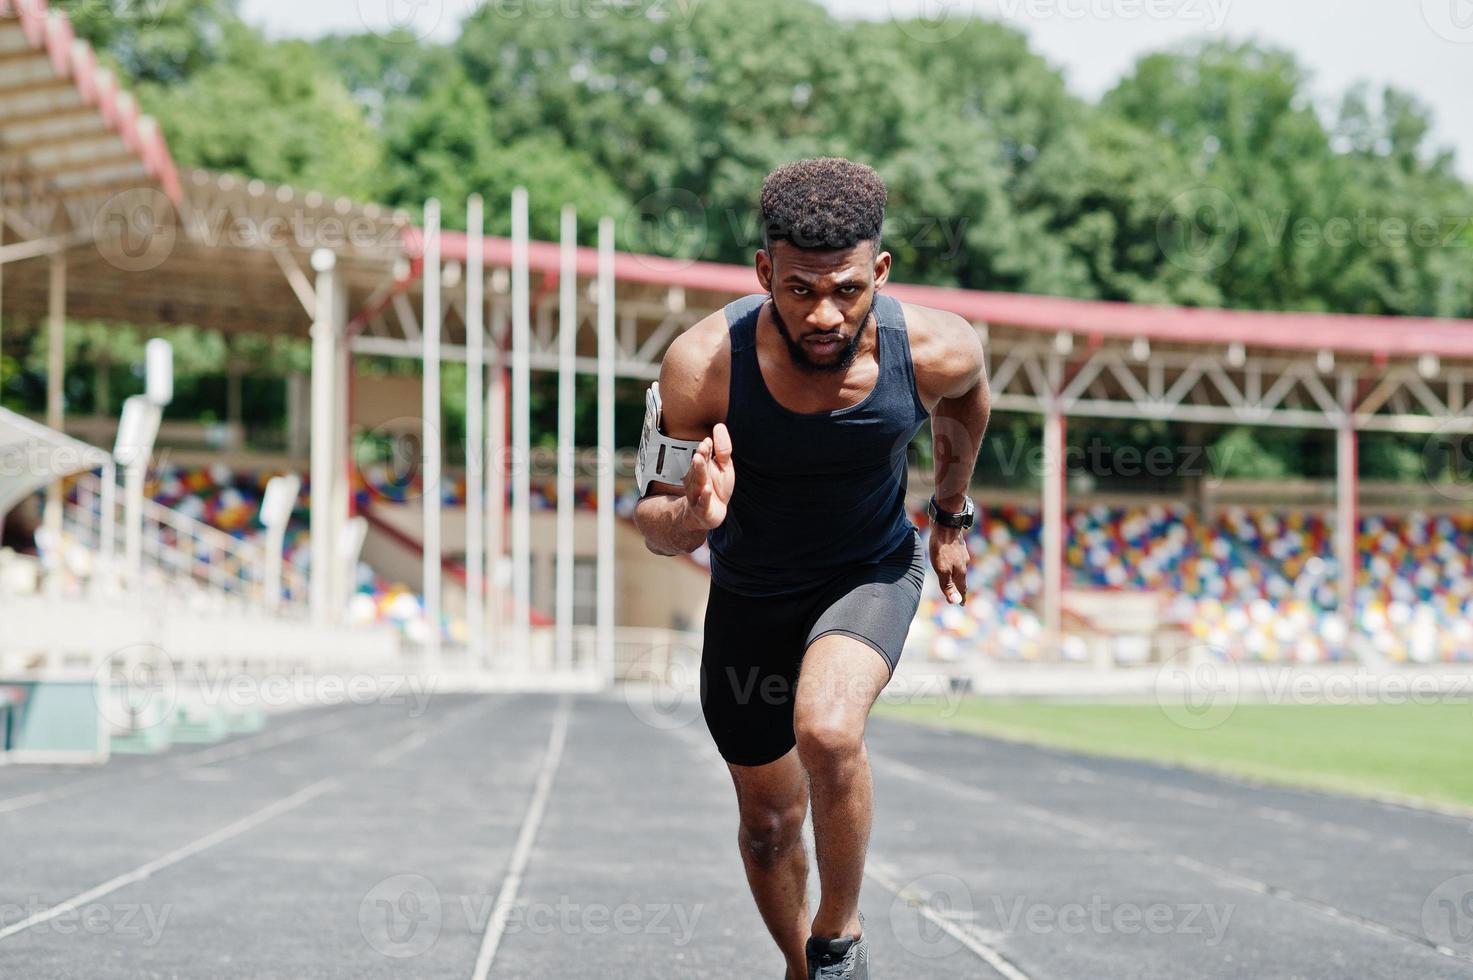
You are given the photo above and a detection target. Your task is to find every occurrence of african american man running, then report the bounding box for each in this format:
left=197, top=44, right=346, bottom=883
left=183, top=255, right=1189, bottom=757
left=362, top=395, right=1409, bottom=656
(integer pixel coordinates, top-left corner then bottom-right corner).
left=632, top=157, right=991, bottom=980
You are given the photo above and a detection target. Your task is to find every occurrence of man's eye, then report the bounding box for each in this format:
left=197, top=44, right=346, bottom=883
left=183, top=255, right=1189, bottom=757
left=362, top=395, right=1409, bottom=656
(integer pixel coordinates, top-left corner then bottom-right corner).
left=840, top=286, right=860, bottom=295
left=791, top=287, right=809, bottom=296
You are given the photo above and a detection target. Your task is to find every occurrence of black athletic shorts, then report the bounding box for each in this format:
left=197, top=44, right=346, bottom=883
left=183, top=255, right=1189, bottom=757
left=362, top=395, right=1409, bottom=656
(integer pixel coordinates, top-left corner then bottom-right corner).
left=699, top=529, right=926, bottom=767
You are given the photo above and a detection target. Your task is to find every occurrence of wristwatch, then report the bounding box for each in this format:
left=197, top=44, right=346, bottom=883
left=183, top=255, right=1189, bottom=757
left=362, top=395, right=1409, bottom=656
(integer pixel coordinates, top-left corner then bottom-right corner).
left=928, top=495, right=976, bottom=530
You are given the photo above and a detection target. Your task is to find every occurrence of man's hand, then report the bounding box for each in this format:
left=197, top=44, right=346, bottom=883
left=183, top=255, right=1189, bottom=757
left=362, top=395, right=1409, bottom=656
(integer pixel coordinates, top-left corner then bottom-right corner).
left=684, top=423, right=735, bottom=530
left=929, top=525, right=971, bottom=605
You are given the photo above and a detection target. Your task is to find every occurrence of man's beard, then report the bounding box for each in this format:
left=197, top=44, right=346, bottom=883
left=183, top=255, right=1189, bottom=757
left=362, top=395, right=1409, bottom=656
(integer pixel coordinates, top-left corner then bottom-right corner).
left=769, top=297, right=876, bottom=375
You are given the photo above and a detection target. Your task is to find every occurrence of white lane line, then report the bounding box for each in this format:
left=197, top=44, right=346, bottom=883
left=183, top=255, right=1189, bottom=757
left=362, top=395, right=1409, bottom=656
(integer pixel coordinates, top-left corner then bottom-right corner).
left=0, top=776, right=338, bottom=942
left=871, top=752, right=1473, bottom=967
left=0, top=711, right=356, bottom=816
left=470, top=696, right=572, bottom=980
left=0, top=701, right=488, bottom=944
left=863, top=864, right=1035, bottom=980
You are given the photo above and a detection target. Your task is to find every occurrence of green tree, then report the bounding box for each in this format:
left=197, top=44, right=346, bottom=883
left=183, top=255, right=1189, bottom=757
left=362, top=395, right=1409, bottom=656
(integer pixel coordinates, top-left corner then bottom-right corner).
left=68, top=0, right=238, bottom=85
left=139, top=25, right=382, bottom=199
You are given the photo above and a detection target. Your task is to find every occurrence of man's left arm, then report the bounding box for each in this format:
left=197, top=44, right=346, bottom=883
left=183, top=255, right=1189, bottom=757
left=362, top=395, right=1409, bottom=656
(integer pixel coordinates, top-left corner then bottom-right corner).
left=922, top=312, right=991, bottom=605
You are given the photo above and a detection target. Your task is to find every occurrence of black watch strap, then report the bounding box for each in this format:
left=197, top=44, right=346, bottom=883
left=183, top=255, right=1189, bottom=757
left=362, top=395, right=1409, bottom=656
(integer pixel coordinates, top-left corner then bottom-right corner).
left=928, top=495, right=975, bottom=529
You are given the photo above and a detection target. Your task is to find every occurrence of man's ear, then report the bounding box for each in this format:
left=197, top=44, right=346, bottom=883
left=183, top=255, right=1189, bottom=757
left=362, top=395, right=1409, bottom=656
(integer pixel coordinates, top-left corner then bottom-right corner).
left=755, top=249, right=773, bottom=292
left=872, top=249, right=892, bottom=290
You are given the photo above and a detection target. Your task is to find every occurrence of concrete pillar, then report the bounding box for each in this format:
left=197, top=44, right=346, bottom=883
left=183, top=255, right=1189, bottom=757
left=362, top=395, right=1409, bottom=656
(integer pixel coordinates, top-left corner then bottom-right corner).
left=309, top=249, right=338, bottom=624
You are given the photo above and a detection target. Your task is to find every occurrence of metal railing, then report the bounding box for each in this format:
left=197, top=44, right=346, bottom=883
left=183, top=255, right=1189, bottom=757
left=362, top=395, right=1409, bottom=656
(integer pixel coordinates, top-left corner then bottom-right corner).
left=62, top=473, right=308, bottom=613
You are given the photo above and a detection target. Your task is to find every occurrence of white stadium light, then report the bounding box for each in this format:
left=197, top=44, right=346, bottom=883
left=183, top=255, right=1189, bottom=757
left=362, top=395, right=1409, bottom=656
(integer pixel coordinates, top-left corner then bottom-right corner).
left=145, top=338, right=173, bottom=407
left=260, top=474, right=302, bottom=531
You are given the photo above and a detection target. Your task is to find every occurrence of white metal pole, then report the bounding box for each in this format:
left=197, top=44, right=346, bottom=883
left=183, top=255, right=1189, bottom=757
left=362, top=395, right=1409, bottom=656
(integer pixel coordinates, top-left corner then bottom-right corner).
left=423, top=199, right=443, bottom=670
left=44, top=251, right=65, bottom=576
left=308, top=249, right=337, bottom=624
left=1042, top=408, right=1065, bottom=641
left=466, top=195, right=486, bottom=669
left=99, top=458, right=116, bottom=589
left=486, top=297, right=508, bottom=667
left=1337, top=422, right=1358, bottom=649
left=556, top=206, right=577, bottom=671
left=596, top=217, right=616, bottom=679
left=512, top=189, right=533, bottom=669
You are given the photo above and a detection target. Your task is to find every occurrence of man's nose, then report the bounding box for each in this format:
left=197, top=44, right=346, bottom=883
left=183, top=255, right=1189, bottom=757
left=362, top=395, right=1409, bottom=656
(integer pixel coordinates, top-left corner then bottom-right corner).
left=808, top=298, right=846, bottom=331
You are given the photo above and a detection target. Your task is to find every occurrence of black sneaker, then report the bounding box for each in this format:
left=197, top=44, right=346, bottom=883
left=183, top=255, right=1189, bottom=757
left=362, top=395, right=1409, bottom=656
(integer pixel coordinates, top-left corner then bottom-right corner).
left=805, top=919, right=869, bottom=979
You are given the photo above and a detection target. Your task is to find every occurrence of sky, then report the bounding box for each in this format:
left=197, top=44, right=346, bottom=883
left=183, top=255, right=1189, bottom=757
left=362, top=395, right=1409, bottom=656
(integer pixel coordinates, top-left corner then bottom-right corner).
left=241, top=0, right=1473, bottom=178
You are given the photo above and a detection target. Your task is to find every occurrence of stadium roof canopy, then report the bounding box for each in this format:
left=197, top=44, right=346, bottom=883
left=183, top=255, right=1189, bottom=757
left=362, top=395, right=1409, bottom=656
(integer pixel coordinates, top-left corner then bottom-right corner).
left=0, top=0, right=1471, bottom=444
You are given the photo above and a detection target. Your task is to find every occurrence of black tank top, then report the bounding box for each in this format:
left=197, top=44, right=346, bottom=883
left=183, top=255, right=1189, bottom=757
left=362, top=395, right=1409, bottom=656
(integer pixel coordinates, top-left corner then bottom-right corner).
left=707, top=293, right=930, bottom=596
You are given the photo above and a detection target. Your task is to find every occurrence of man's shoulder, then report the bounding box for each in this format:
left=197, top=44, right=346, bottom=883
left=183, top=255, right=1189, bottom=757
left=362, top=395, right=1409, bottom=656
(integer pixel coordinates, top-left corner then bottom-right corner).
left=896, top=300, right=985, bottom=400
left=658, top=308, right=734, bottom=431
left=664, top=308, right=733, bottom=376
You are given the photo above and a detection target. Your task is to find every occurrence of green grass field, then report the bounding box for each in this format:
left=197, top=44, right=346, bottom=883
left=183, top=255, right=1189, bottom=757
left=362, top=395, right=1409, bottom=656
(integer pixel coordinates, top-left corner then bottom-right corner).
left=873, top=699, right=1473, bottom=810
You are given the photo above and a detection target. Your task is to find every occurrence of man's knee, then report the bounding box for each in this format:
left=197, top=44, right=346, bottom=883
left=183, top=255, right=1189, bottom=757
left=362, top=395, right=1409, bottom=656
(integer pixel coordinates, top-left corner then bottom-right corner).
left=794, top=713, right=865, bottom=769
left=738, top=802, right=806, bottom=868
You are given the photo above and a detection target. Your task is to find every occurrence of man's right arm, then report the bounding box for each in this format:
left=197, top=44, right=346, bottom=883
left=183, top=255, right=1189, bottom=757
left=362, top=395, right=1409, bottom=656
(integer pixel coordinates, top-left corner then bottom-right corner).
left=632, top=318, right=728, bottom=556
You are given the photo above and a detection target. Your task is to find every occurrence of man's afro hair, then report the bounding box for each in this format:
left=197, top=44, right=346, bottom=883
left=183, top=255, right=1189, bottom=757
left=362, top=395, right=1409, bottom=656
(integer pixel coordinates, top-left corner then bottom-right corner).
left=760, top=158, right=887, bottom=252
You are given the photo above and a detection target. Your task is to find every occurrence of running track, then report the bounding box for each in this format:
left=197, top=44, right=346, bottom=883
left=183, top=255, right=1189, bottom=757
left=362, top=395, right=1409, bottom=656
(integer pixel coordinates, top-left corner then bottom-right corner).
left=2, top=693, right=1471, bottom=979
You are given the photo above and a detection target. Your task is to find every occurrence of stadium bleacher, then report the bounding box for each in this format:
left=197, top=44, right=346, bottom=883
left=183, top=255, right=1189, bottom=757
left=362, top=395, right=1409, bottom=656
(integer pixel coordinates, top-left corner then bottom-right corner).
left=104, top=464, right=1473, bottom=664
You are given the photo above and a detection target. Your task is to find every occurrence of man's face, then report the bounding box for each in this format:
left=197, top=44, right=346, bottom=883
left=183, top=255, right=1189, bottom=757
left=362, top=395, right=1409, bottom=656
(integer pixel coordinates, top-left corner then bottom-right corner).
left=757, top=240, right=891, bottom=374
